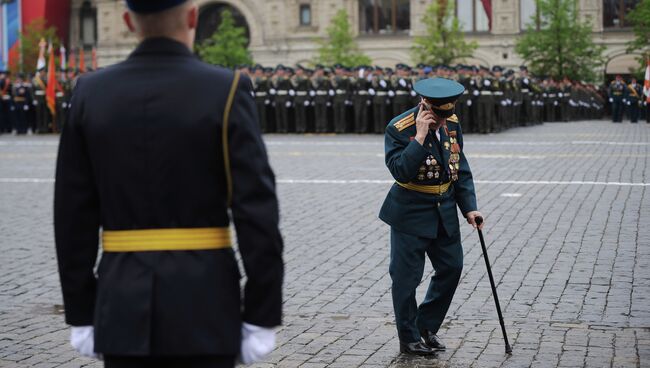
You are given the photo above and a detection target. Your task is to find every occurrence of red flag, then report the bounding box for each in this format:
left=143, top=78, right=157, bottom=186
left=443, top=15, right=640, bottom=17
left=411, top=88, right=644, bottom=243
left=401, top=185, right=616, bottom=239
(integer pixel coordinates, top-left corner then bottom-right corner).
left=92, top=47, right=98, bottom=70
left=480, top=0, right=492, bottom=30
left=46, top=43, right=57, bottom=116
left=79, top=48, right=86, bottom=73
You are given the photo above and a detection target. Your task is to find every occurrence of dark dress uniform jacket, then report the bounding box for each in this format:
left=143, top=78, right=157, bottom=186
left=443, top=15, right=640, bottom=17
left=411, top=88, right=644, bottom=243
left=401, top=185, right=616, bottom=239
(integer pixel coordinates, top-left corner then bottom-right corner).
left=54, top=38, right=283, bottom=356
left=379, top=107, right=477, bottom=239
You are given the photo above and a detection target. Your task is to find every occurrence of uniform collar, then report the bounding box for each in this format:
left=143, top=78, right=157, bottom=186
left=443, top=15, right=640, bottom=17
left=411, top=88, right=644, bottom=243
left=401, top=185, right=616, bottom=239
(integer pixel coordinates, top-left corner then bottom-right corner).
left=130, top=37, right=194, bottom=58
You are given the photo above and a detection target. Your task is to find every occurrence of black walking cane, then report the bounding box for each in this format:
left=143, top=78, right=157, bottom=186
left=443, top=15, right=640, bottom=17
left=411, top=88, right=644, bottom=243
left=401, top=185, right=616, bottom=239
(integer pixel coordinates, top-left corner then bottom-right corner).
left=475, top=216, right=512, bottom=354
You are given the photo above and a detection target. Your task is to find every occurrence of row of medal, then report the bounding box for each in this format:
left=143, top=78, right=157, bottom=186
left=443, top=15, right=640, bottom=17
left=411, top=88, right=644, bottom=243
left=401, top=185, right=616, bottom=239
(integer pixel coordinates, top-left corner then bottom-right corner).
left=448, top=135, right=460, bottom=182
left=418, top=155, right=441, bottom=181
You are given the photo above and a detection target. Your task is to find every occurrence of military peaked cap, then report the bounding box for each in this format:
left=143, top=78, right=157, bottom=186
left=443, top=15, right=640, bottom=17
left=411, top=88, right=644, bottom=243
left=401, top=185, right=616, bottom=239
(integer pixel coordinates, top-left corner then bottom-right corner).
left=414, top=78, right=465, bottom=118
left=127, top=0, right=187, bottom=13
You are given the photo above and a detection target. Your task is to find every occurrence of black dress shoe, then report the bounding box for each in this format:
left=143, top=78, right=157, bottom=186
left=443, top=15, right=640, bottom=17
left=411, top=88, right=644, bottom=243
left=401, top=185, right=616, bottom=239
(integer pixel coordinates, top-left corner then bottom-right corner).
left=420, top=329, right=446, bottom=350
left=399, top=341, right=436, bottom=356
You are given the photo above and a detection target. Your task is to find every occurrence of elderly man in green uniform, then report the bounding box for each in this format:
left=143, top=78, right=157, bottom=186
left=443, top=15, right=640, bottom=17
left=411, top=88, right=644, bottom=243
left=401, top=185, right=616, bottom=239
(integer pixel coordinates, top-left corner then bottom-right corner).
left=379, top=78, right=483, bottom=356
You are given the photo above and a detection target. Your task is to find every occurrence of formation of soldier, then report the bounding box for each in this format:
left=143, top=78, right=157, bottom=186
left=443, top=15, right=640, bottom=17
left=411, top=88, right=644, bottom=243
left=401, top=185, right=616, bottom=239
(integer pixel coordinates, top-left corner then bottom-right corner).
left=607, top=74, right=649, bottom=123
left=0, top=68, right=78, bottom=135
left=243, top=63, right=607, bottom=134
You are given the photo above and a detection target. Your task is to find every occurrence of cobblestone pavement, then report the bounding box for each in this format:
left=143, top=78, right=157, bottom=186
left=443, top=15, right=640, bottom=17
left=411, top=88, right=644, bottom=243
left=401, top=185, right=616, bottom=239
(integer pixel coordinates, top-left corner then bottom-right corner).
left=1, top=120, right=649, bottom=368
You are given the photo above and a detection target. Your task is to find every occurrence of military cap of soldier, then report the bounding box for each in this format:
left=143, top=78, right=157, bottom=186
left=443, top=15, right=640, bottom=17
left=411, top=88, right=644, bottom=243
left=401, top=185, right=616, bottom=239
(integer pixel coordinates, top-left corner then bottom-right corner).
left=54, top=0, right=283, bottom=367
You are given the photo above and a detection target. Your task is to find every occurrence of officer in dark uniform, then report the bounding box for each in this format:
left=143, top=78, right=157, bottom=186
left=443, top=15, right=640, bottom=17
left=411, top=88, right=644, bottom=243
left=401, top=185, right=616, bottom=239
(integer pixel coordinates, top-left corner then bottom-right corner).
left=517, top=66, right=532, bottom=126
left=292, top=65, right=311, bottom=133
left=626, top=77, right=643, bottom=123
left=608, top=75, right=626, bottom=123
left=54, top=1, right=283, bottom=367
left=379, top=78, right=482, bottom=356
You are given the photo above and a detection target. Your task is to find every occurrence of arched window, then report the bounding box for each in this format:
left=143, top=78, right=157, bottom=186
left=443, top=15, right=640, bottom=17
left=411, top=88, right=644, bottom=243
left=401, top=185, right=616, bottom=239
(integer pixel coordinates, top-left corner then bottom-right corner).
left=603, top=0, right=640, bottom=28
left=456, top=0, right=490, bottom=33
left=79, top=0, right=97, bottom=47
left=195, top=3, right=250, bottom=45
left=358, top=0, right=410, bottom=35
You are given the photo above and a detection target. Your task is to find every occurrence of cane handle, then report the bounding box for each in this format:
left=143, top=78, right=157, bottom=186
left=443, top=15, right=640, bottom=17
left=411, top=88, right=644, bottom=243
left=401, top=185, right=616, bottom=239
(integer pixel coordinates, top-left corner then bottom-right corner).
left=475, top=216, right=484, bottom=226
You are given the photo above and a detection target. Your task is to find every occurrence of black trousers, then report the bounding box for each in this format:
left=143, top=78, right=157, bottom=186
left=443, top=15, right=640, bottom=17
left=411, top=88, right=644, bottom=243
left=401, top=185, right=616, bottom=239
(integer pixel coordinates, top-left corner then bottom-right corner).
left=104, top=355, right=235, bottom=368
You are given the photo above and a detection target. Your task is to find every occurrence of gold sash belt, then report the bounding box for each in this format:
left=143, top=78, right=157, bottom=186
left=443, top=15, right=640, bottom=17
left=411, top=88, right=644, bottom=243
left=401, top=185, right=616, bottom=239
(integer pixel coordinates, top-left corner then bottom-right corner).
left=397, top=181, right=451, bottom=195
left=102, top=227, right=231, bottom=252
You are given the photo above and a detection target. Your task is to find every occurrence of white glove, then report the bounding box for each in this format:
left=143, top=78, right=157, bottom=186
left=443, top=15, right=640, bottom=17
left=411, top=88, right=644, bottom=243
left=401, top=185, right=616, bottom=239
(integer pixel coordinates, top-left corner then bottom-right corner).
left=240, top=323, right=276, bottom=365
left=328, top=89, right=335, bottom=97
left=473, top=90, right=479, bottom=96
left=368, top=88, right=376, bottom=96
left=410, top=90, right=416, bottom=97
left=264, top=99, right=270, bottom=105
left=609, top=98, right=613, bottom=103
left=558, top=93, right=563, bottom=98
left=466, top=99, right=472, bottom=107
left=289, top=89, right=295, bottom=96
left=285, top=101, right=292, bottom=108
left=399, top=79, right=407, bottom=88
left=326, top=102, right=332, bottom=107
left=304, top=100, right=310, bottom=107
left=379, top=80, right=387, bottom=88
left=483, top=80, right=491, bottom=86
left=309, top=90, right=316, bottom=97
left=70, top=326, right=100, bottom=359
left=269, top=88, right=277, bottom=95
left=366, top=100, right=372, bottom=106
left=388, top=90, right=395, bottom=97
left=23, top=105, right=29, bottom=111
left=33, top=101, right=39, bottom=106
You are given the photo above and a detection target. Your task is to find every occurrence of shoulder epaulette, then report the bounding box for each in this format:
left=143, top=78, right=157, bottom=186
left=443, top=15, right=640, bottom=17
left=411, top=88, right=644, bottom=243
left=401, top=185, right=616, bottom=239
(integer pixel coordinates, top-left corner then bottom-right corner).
left=393, top=113, right=415, bottom=131
left=446, top=114, right=459, bottom=124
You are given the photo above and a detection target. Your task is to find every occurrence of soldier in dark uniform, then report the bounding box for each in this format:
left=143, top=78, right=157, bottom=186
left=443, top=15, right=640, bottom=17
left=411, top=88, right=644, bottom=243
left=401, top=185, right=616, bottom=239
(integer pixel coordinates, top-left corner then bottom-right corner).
left=625, top=77, right=643, bottom=123
left=54, top=1, right=283, bottom=367
left=379, top=78, right=482, bottom=356
left=517, top=66, right=532, bottom=126
left=476, top=66, right=494, bottom=134
left=311, top=65, right=330, bottom=133
left=252, top=65, right=270, bottom=133
left=455, top=65, right=472, bottom=132
left=0, top=71, right=14, bottom=133
left=32, top=68, right=48, bottom=133
left=11, top=74, right=33, bottom=134
left=292, top=65, right=311, bottom=133
left=272, top=65, right=291, bottom=133
left=371, top=67, right=390, bottom=133
left=352, top=67, right=371, bottom=133
left=392, top=64, right=412, bottom=117
left=332, top=64, right=350, bottom=133
left=608, top=75, right=626, bottom=123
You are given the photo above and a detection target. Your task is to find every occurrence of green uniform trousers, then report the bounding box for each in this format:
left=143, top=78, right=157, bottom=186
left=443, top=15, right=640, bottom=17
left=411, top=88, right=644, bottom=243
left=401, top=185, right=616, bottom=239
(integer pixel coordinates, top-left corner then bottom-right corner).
left=390, top=226, right=463, bottom=343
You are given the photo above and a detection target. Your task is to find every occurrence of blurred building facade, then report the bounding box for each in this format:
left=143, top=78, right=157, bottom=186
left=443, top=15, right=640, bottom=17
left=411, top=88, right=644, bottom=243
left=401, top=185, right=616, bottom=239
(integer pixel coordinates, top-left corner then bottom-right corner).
left=68, top=0, right=640, bottom=76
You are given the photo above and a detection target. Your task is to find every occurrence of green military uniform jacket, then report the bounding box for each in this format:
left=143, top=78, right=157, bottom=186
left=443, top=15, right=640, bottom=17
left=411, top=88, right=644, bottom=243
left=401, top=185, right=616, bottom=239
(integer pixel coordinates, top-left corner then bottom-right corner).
left=379, top=106, right=477, bottom=239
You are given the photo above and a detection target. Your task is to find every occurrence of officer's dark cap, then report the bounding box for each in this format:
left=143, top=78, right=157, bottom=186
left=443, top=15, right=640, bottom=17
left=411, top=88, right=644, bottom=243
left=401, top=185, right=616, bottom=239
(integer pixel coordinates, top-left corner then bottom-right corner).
left=315, top=64, right=325, bottom=70
left=127, top=0, right=188, bottom=14
left=492, top=65, right=503, bottom=72
left=519, top=65, right=528, bottom=71
left=414, top=78, right=464, bottom=118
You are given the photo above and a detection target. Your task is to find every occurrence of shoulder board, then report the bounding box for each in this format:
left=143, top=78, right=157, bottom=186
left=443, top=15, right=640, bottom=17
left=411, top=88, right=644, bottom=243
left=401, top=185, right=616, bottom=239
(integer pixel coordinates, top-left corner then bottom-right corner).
left=446, top=114, right=459, bottom=124
left=393, top=113, right=415, bottom=131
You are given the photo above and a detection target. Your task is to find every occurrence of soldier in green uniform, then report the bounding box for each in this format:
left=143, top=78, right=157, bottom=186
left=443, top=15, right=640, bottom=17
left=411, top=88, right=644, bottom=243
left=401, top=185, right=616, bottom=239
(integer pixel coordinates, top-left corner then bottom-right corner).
left=32, top=68, right=48, bottom=133
left=311, top=65, right=331, bottom=133
left=392, top=64, right=412, bottom=117
left=379, top=78, right=483, bottom=356
left=272, top=65, right=291, bottom=133
left=476, top=66, right=494, bottom=134
left=252, top=65, right=270, bottom=133
left=332, top=64, right=350, bottom=133
left=371, top=67, right=390, bottom=134
left=517, top=66, right=532, bottom=126
left=352, top=67, right=371, bottom=133
left=626, top=77, right=643, bottom=123
left=292, top=65, right=311, bottom=133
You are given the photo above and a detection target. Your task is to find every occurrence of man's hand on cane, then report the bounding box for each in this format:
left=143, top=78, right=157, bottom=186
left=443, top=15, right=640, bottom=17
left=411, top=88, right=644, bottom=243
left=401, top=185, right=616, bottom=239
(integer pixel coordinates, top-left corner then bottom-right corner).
left=466, top=211, right=484, bottom=230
